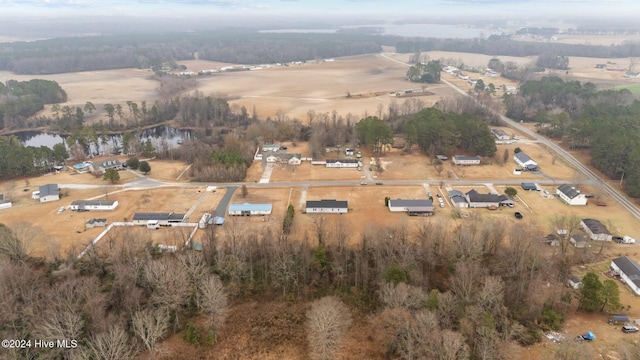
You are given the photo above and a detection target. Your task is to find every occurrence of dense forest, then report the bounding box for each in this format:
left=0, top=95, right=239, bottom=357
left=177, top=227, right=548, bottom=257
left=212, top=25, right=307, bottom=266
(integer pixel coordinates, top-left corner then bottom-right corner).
left=2, top=31, right=640, bottom=75
left=503, top=76, right=640, bottom=196
left=0, top=79, right=67, bottom=130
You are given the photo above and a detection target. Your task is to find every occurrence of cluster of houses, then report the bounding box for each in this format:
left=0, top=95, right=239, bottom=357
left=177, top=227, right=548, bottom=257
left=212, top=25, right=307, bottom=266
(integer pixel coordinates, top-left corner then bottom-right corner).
left=256, top=143, right=363, bottom=169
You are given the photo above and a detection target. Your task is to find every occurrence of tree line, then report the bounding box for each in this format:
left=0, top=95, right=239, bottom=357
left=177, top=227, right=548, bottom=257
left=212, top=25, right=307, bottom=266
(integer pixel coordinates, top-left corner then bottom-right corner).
left=0, top=79, right=67, bottom=131
left=0, top=212, right=634, bottom=359
left=0, top=135, right=68, bottom=180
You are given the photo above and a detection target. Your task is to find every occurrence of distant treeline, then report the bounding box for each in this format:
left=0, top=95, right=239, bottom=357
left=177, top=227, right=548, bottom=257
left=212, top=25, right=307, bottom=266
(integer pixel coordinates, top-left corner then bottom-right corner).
left=3, top=31, right=640, bottom=75
left=0, top=79, right=67, bottom=130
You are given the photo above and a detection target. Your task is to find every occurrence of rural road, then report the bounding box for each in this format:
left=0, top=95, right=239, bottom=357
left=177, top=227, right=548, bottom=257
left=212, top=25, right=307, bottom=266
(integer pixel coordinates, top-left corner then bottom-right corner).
left=379, top=52, right=640, bottom=220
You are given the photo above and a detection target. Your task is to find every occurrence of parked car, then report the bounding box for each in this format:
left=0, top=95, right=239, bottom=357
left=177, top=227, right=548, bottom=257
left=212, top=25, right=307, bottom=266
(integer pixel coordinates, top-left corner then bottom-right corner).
left=514, top=212, right=523, bottom=219
left=375, top=182, right=383, bottom=185
left=440, top=203, right=445, bottom=208
left=436, top=194, right=442, bottom=198
left=622, top=326, right=639, bottom=333
left=57, top=206, right=66, bottom=213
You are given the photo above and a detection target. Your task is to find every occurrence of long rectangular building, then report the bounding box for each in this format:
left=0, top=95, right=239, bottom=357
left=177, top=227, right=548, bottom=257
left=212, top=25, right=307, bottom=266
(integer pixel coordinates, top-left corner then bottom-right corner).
left=388, top=199, right=434, bottom=215
left=70, top=200, right=119, bottom=211
left=228, top=203, right=272, bottom=216
left=132, top=212, right=186, bottom=226
left=305, top=200, right=348, bottom=214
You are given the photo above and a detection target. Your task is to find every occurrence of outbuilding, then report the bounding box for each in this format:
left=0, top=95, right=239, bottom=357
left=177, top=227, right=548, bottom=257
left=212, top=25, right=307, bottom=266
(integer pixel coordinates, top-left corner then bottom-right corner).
left=305, top=200, right=348, bottom=214
left=388, top=199, right=434, bottom=216
left=570, top=234, right=588, bottom=248
left=452, top=155, right=481, bottom=166
left=611, top=256, right=640, bottom=296
left=228, top=203, right=272, bottom=216
left=581, top=218, right=612, bottom=241
left=70, top=200, right=119, bottom=211
left=567, top=275, right=583, bottom=289
left=556, top=184, right=587, bottom=206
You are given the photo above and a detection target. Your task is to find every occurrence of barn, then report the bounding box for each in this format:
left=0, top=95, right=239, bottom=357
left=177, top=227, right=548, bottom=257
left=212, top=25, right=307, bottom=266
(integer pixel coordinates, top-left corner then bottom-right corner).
left=556, top=184, right=587, bottom=206
left=228, top=203, right=273, bottom=216
left=581, top=218, right=612, bottom=241
left=305, top=200, right=348, bottom=214
left=36, top=184, right=60, bottom=203
left=132, top=212, right=186, bottom=226
left=70, top=200, right=119, bottom=211
left=611, top=256, right=640, bottom=296
left=388, top=199, right=434, bottom=216
left=514, top=152, right=538, bottom=170
left=452, top=155, right=481, bottom=166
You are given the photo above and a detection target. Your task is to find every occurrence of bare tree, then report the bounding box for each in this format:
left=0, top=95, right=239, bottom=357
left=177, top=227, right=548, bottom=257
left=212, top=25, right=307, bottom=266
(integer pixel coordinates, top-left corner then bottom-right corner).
left=379, top=282, right=427, bottom=311
left=199, top=274, right=229, bottom=337
left=86, top=326, right=133, bottom=360
left=306, top=296, right=352, bottom=360
left=143, top=257, right=190, bottom=331
left=132, top=308, right=170, bottom=360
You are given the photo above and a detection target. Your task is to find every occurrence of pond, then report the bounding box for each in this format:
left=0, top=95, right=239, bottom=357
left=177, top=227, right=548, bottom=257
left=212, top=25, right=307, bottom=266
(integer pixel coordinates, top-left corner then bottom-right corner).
left=16, top=126, right=194, bottom=156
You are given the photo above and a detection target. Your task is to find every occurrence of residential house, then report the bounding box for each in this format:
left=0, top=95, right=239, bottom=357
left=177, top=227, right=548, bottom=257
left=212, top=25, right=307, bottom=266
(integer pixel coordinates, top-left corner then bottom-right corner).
left=611, top=256, right=640, bottom=295
left=448, top=190, right=469, bottom=208
left=345, top=148, right=355, bottom=156
left=96, top=159, right=123, bottom=173
left=132, top=212, right=186, bottom=226
left=262, top=144, right=280, bottom=152
left=556, top=184, right=588, bottom=206
left=581, top=218, right=613, bottom=241
left=514, top=152, right=538, bottom=170
left=570, top=234, right=588, bottom=248
left=388, top=199, right=434, bottom=216
left=70, top=200, right=119, bottom=211
left=465, top=189, right=513, bottom=208
left=491, top=129, right=511, bottom=140
left=325, top=159, right=360, bottom=168
left=567, top=275, right=583, bottom=289
left=36, top=184, right=60, bottom=203
left=521, top=183, right=538, bottom=191
left=452, top=155, right=481, bottom=166
left=305, top=200, right=348, bottom=214
left=228, top=203, right=272, bottom=216
left=265, top=153, right=279, bottom=163
left=85, top=218, right=107, bottom=229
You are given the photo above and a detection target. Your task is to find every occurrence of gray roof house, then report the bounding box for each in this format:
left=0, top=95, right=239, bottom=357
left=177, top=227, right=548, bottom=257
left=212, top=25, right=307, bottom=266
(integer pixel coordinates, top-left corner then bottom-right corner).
left=514, top=152, right=538, bottom=170
left=556, top=184, right=587, bottom=206
left=305, top=200, right=348, bottom=214
left=465, top=189, right=514, bottom=208
left=567, top=275, right=583, bottom=289
left=581, top=218, right=612, bottom=241
left=448, top=190, right=469, bottom=208
left=132, top=212, right=186, bottom=225
left=38, top=184, right=60, bottom=203
left=611, top=256, right=640, bottom=295
left=388, top=199, right=434, bottom=215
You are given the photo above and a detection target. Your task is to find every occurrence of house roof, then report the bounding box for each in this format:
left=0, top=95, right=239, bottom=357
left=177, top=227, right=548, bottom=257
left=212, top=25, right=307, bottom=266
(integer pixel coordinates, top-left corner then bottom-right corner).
left=389, top=199, right=433, bottom=208
left=568, top=275, right=581, bottom=283
left=612, top=256, right=640, bottom=289
left=582, top=218, right=611, bottom=235
left=466, top=189, right=501, bottom=203
left=133, top=212, right=186, bottom=221
left=229, top=203, right=273, bottom=212
left=612, top=314, right=629, bottom=322
left=306, top=200, right=348, bottom=209
left=521, top=182, right=537, bottom=190
left=98, top=159, right=121, bottom=168
left=453, top=155, right=480, bottom=161
left=514, top=152, right=536, bottom=165
left=491, top=129, right=508, bottom=137
left=262, top=143, right=280, bottom=148
left=86, top=218, right=107, bottom=225
left=571, top=234, right=587, bottom=242
left=71, top=200, right=117, bottom=207
left=448, top=190, right=465, bottom=198
left=39, top=184, right=59, bottom=197
left=557, top=184, right=581, bottom=199
left=326, top=159, right=359, bottom=164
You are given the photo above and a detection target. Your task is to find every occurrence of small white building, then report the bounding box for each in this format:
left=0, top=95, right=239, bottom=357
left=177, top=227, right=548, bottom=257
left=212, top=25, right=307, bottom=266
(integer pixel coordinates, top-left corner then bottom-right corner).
left=36, top=184, right=60, bottom=203
left=611, top=256, right=640, bottom=296
left=581, top=218, right=612, bottom=241
left=452, top=155, right=481, bottom=166
left=305, top=200, right=348, bottom=214
left=514, top=152, right=538, bottom=170
left=567, top=275, right=583, bottom=289
left=70, top=200, right=119, bottom=211
left=228, top=203, right=272, bottom=216
left=556, top=184, right=587, bottom=206
left=325, top=159, right=360, bottom=168
left=570, top=234, right=589, bottom=248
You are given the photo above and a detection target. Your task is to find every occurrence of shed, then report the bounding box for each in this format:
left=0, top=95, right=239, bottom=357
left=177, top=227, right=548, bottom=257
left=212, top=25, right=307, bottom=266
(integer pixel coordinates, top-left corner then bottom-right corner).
left=570, top=234, right=588, bottom=248
left=305, top=199, right=348, bottom=214
left=209, top=216, right=225, bottom=226
left=611, top=314, right=630, bottom=324
left=228, top=203, right=272, bottom=216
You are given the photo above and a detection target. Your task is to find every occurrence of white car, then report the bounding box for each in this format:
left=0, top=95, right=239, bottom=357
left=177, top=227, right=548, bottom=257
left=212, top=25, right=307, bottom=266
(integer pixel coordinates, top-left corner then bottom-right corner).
left=57, top=206, right=66, bottom=213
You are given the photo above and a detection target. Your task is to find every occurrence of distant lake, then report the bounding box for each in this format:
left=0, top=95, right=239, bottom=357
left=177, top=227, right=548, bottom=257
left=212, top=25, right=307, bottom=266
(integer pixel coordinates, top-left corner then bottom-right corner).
left=16, top=126, right=193, bottom=156
left=260, top=23, right=503, bottom=39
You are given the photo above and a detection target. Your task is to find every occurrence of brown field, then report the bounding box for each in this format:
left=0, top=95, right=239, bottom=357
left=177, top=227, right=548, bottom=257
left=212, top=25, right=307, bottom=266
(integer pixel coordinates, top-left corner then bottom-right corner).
left=514, top=33, right=640, bottom=46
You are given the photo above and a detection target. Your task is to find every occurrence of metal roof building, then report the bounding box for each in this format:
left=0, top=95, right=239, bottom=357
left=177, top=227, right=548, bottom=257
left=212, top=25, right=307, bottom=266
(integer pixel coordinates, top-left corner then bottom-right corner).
left=611, top=256, right=640, bottom=295
left=305, top=200, right=348, bottom=214
left=228, top=203, right=272, bottom=216
left=132, top=212, right=186, bottom=225
left=388, top=199, right=434, bottom=215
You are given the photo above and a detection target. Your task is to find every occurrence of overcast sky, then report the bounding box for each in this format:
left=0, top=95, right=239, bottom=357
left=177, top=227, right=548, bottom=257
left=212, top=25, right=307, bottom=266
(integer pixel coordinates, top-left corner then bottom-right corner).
left=0, top=0, right=638, bottom=19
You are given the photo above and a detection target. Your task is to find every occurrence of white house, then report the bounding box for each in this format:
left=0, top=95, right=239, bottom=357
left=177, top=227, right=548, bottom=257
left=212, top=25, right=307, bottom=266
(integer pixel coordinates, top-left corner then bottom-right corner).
left=567, top=275, right=583, bottom=289
left=581, top=218, right=612, bottom=241
left=514, top=152, right=538, bottom=170
left=452, top=155, right=481, bottom=166
left=228, top=203, right=272, bottom=216
left=265, top=154, right=279, bottom=163
left=556, top=184, right=587, bottom=206
left=305, top=200, right=348, bottom=214
left=388, top=199, right=434, bottom=216
left=491, top=129, right=511, bottom=140
left=325, top=159, right=359, bottom=168
left=132, top=212, right=186, bottom=226
left=611, top=256, right=640, bottom=295
left=70, top=200, right=119, bottom=211
left=36, top=184, right=60, bottom=203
